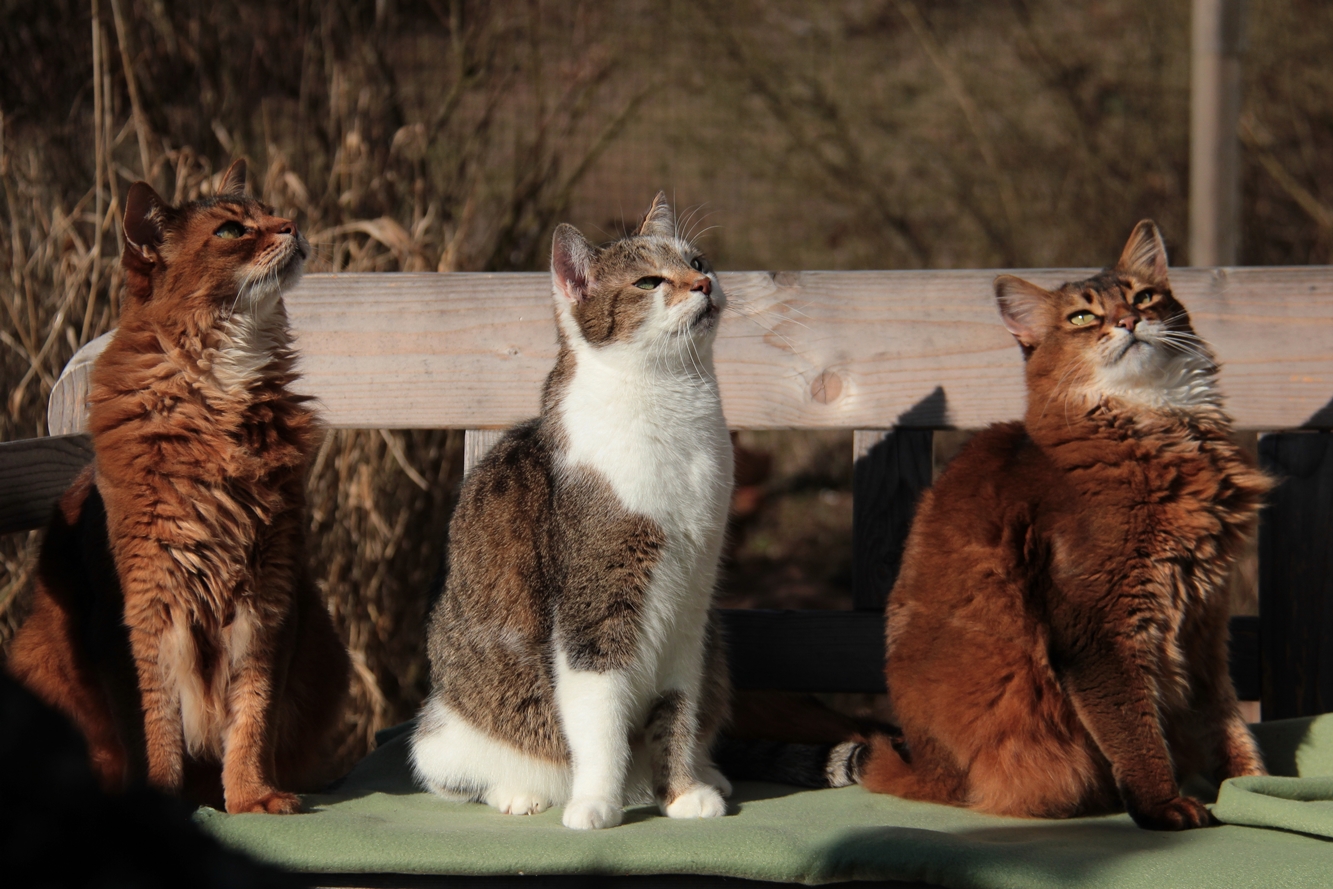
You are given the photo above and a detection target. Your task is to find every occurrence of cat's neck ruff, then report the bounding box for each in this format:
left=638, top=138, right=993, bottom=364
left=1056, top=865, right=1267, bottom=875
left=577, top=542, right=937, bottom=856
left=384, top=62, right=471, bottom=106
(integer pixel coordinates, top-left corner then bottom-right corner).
left=1090, top=351, right=1222, bottom=415
left=551, top=336, right=731, bottom=529
left=207, top=283, right=294, bottom=393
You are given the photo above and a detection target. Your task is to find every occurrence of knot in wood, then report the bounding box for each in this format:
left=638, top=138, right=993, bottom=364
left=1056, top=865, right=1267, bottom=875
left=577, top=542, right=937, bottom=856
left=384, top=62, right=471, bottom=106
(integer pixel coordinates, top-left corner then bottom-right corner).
left=810, top=370, right=843, bottom=405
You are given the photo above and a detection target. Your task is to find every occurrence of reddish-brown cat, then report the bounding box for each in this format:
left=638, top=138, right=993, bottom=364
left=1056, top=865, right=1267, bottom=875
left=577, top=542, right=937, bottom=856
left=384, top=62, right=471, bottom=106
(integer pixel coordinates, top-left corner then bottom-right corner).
left=7, top=160, right=349, bottom=814
left=856, top=221, right=1270, bottom=830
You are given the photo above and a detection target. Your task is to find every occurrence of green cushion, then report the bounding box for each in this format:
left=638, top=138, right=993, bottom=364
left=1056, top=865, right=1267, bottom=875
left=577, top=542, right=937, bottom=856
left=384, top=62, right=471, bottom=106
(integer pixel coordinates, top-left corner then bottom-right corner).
left=195, top=715, right=1333, bottom=887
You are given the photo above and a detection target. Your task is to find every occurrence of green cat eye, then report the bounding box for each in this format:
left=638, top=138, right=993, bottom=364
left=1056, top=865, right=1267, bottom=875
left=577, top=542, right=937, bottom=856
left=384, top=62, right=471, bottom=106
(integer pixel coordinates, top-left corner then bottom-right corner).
left=634, top=276, right=664, bottom=290
left=1068, top=310, right=1098, bottom=327
left=690, top=256, right=706, bottom=272
left=214, top=221, right=247, bottom=239
left=1131, top=289, right=1155, bottom=307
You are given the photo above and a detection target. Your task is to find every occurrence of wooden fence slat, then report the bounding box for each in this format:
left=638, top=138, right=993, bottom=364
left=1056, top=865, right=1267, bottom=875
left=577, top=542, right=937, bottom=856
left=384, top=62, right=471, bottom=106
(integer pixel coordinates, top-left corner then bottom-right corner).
left=47, top=268, right=1333, bottom=434
left=463, top=429, right=506, bottom=476
left=851, top=430, right=933, bottom=610
left=1259, top=432, right=1333, bottom=719
left=0, top=435, right=94, bottom=536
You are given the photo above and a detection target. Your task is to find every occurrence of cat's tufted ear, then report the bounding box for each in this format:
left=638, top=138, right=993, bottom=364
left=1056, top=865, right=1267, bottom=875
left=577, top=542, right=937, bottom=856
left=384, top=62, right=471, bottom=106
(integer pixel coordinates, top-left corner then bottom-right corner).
left=635, top=191, right=674, bottom=239
left=217, top=158, right=248, bottom=197
left=123, top=181, right=169, bottom=258
left=1117, top=219, right=1169, bottom=286
left=994, top=275, right=1053, bottom=352
left=552, top=224, right=595, bottom=304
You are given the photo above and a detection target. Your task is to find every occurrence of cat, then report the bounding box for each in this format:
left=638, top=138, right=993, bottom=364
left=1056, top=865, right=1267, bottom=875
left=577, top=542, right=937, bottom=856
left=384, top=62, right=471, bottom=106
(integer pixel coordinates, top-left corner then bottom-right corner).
left=409, top=194, right=734, bottom=830
left=6, top=159, right=349, bottom=815
left=847, top=220, right=1271, bottom=830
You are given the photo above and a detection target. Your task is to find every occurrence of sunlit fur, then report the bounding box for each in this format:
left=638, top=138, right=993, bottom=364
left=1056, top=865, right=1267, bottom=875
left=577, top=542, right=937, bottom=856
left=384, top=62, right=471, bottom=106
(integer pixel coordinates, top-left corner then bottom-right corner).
left=858, top=221, right=1271, bottom=831
left=411, top=194, right=732, bottom=830
left=6, top=161, right=349, bottom=815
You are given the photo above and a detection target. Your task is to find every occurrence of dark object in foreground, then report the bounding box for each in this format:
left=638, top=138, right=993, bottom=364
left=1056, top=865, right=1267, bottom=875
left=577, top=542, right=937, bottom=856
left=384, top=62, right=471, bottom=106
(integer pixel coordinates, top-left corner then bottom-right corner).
left=0, top=672, right=304, bottom=888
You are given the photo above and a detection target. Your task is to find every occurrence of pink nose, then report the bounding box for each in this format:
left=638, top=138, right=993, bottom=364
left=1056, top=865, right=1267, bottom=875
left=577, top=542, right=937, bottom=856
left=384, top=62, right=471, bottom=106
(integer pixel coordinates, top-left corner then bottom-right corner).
left=691, top=275, right=712, bottom=296
left=1116, top=314, right=1137, bottom=331
left=276, top=221, right=295, bottom=235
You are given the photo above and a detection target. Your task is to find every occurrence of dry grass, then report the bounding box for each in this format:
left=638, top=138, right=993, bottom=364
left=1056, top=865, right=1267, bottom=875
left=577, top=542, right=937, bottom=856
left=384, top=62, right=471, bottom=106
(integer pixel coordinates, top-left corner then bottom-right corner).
left=1, top=0, right=643, bottom=766
left=3, top=0, right=1330, bottom=762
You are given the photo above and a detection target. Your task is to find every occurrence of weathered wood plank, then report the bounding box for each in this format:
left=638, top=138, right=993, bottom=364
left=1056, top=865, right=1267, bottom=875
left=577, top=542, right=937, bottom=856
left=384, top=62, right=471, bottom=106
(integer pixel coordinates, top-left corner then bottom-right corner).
left=1259, top=432, right=1333, bottom=718
left=851, top=430, right=933, bottom=611
left=47, top=267, right=1333, bottom=435
left=723, top=609, right=1261, bottom=698
left=0, top=434, right=94, bottom=535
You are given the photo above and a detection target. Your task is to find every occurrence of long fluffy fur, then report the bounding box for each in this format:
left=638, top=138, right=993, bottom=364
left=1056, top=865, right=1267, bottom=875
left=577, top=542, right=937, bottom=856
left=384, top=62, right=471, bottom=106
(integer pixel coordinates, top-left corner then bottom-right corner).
left=7, top=164, right=349, bottom=814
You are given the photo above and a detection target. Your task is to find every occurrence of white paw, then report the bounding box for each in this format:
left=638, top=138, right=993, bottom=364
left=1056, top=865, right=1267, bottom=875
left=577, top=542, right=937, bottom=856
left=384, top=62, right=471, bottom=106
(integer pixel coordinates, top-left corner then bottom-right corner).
left=664, top=784, right=727, bottom=820
left=698, top=764, right=733, bottom=798
left=491, top=791, right=552, bottom=816
left=562, top=797, right=623, bottom=830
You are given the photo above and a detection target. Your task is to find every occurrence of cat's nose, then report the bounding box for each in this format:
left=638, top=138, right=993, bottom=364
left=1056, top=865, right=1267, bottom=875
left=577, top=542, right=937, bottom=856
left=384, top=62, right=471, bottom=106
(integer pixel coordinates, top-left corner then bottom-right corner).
left=1116, top=314, right=1138, bottom=332
left=276, top=221, right=295, bottom=235
left=691, top=275, right=712, bottom=296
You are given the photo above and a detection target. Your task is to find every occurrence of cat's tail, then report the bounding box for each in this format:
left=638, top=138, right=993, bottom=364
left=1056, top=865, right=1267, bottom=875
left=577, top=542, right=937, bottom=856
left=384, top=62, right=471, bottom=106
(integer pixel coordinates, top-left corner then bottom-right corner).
left=713, top=736, right=872, bottom=789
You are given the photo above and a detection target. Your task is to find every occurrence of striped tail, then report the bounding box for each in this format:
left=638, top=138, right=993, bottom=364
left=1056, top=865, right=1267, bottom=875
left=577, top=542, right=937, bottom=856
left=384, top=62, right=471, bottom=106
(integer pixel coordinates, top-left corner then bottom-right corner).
left=713, top=737, right=872, bottom=789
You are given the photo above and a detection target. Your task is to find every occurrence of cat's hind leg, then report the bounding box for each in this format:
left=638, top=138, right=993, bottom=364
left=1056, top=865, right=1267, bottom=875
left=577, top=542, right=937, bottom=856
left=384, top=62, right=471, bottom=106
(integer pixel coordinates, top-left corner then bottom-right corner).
left=410, top=695, right=569, bottom=815
left=7, top=585, right=129, bottom=790
left=645, top=690, right=726, bottom=820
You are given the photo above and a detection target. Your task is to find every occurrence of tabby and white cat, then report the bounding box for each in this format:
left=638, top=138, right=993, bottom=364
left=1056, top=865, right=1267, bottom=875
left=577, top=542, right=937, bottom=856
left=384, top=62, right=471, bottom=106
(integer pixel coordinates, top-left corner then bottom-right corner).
left=410, top=195, right=734, bottom=830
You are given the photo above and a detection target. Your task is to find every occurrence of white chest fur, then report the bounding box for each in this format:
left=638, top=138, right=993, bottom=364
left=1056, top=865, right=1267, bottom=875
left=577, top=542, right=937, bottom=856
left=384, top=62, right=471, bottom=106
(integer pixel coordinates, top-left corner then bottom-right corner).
left=556, top=341, right=733, bottom=677
left=556, top=342, right=733, bottom=544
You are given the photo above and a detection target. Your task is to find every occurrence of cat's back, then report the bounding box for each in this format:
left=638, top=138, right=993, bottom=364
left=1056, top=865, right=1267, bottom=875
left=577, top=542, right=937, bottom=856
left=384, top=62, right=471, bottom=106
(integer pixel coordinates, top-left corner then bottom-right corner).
left=907, top=421, right=1050, bottom=544
left=447, top=419, right=557, bottom=565
left=427, top=421, right=557, bottom=666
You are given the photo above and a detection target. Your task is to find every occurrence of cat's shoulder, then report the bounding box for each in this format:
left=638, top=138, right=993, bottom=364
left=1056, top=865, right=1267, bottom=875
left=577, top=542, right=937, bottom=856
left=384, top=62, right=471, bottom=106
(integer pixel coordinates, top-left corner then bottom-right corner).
left=940, top=422, right=1033, bottom=480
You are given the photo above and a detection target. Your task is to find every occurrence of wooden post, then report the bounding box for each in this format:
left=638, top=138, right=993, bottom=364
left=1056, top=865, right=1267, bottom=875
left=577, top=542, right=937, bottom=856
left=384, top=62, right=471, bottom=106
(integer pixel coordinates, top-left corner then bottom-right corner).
left=1190, top=0, right=1245, bottom=266
left=462, top=429, right=505, bottom=476
left=1259, top=432, right=1333, bottom=719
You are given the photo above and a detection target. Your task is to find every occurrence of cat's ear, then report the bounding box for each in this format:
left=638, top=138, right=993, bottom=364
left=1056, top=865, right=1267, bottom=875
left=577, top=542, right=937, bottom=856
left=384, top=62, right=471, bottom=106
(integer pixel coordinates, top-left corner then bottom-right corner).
left=994, top=275, right=1053, bottom=350
left=1117, top=219, right=1169, bottom=285
left=552, top=224, right=594, bottom=303
left=217, top=158, right=248, bottom=197
left=635, top=192, right=674, bottom=239
left=123, top=181, right=169, bottom=257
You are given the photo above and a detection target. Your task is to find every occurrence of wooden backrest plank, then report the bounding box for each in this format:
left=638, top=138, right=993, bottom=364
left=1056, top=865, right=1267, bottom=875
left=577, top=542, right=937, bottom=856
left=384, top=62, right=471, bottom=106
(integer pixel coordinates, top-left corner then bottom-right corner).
left=48, top=266, right=1333, bottom=435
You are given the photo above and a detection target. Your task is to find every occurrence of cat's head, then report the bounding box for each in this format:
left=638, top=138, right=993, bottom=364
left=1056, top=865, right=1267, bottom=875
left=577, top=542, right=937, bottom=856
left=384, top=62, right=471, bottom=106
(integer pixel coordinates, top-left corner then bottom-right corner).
left=549, top=193, right=723, bottom=359
left=994, top=220, right=1216, bottom=413
left=119, top=159, right=309, bottom=320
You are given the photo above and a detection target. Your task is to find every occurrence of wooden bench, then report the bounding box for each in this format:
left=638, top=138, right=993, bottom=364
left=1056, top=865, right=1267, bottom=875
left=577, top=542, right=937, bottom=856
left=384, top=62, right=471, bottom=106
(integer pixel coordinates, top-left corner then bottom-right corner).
left=4, top=267, right=1333, bottom=887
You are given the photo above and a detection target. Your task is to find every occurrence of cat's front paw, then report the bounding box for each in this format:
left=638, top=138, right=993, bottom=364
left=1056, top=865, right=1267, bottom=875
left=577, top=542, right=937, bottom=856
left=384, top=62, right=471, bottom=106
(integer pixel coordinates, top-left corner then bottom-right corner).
left=491, top=791, right=552, bottom=816
left=228, top=789, right=303, bottom=815
left=1129, top=796, right=1215, bottom=831
left=663, top=783, right=727, bottom=819
left=562, top=797, right=623, bottom=830
left=698, top=764, right=733, bottom=798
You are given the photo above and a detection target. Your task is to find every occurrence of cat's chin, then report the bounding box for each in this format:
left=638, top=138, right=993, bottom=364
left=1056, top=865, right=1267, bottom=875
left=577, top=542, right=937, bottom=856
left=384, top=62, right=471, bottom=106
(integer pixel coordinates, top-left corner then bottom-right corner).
left=688, top=300, right=721, bottom=333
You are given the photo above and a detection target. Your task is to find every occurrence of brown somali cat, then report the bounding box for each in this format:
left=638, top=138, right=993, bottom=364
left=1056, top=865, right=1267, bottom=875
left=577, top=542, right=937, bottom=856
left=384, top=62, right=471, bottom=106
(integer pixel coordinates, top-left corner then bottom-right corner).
left=6, top=160, right=349, bottom=814
left=855, top=221, right=1270, bottom=830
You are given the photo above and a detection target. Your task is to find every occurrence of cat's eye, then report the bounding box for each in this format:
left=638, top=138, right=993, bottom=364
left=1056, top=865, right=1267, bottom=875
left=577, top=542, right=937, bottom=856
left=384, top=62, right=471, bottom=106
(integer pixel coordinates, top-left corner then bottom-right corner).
left=214, top=221, right=247, bottom=239
left=690, top=256, right=707, bottom=272
left=1131, top=289, right=1155, bottom=308
left=634, top=276, right=664, bottom=290
left=1068, top=311, right=1098, bottom=327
